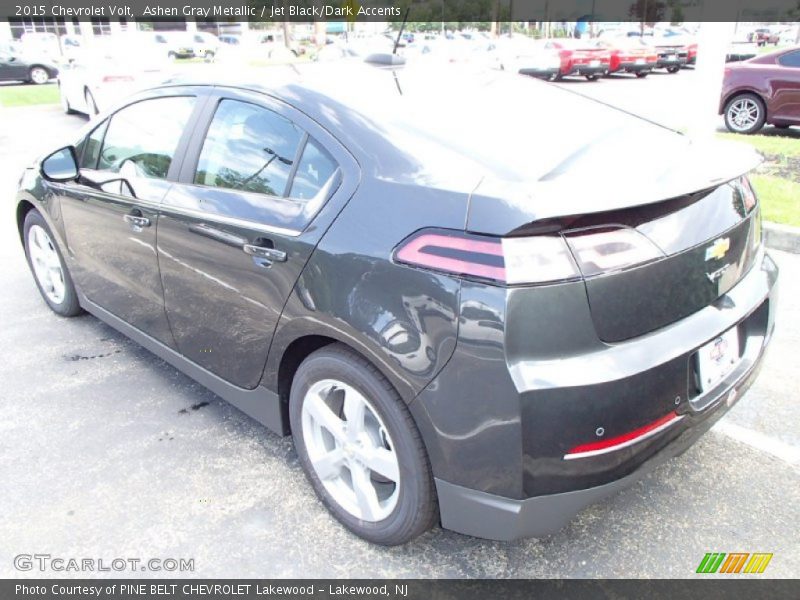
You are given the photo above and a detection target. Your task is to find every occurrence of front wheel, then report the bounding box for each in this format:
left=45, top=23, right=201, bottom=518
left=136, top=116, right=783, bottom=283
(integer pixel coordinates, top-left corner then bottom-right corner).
left=585, top=73, right=599, bottom=81
left=635, top=71, right=649, bottom=78
left=724, top=93, right=766, bottom=134
left=666, top=65, right=681, bottom=73
left=29, top=66, right=50, bottom=85
left=23, top=210, right=82, bottom=317
left=290, top=344, right=437, bottom=545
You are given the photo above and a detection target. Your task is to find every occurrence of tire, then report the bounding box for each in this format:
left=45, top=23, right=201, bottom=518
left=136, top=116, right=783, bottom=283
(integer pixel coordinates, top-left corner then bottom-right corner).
left=289, top=344, right=437, bottom=545
left=23, top=210, right=82, bottom=317
left=724, top=93, right=766, bottom=135
left=168, top=51, right=176, bottom=60
left=84, top=89, right=99, bottom=116
left=635, top=71, right=649, bottom=78
left=60, top=86, right=76, bottom=114
left=585, top=74, right=599, bottom=81
left=29, top=66, right=50, bottom=85
left=666, top=65, right=681, bottom=73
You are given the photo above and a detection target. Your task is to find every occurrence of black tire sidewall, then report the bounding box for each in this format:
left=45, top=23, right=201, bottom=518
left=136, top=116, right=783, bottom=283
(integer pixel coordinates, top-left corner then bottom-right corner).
left=23, top=210, right=81, bottom=317
left=289, top=346, right=435, bottom=545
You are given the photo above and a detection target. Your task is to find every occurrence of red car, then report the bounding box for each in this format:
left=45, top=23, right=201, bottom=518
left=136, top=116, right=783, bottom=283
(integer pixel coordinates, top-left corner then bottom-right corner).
left=544, top=39, right=611, bottom=81
left=594, top=38, right=658, bottom=77
left=720, top=47, right=800, bottom=134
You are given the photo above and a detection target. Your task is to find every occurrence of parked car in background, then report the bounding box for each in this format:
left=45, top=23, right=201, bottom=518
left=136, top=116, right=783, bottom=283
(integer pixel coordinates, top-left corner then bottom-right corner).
left=146, top=32, right=194, bottom=60
left=0, top=41, right=58, bottom=84
left=490, top=37, right=561, bottom=80
left=593, top=38, right=658, bottom=77
left=58, top=38, right=168, bottom=116
left=652, top=38, right=689, bottom=73
left=16, top=63, right=776, bottom=546
left=544, top=39, right=611, bottom=80
left=720, top=46, right=800, bottom=134
left=189, top=32, right=219, bottom=59
left=218, top=34, right=241, bottom=46
left=748, top=28, right=778, bottom=47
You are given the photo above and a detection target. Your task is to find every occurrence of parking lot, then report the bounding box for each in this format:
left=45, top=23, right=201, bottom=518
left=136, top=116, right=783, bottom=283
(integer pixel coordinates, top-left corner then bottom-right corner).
left=1, top=74, right=798, bottom=578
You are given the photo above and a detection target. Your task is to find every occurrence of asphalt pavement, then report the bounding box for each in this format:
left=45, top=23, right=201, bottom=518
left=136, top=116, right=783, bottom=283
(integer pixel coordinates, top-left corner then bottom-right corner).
left=0, top=89, right=798, bottom=578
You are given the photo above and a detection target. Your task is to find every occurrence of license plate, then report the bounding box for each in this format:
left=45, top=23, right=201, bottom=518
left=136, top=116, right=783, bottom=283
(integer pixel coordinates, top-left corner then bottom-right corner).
left=590, top=60, right=600, bottom=67
left=665, top=54, right=676, bottom=60
left=697, top=327, right=740, bottom=392
left=636, top=58, right=645, bottom=64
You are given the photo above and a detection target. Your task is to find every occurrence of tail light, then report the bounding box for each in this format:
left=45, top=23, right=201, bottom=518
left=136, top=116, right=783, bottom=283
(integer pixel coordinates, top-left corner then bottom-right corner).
left=736, top=175, right=758, bottom=213
left=394, top=229, right=579, bottom=285
left=564, top=227, right=664, bottom=277
left=102, top=75, right=135, bottom=83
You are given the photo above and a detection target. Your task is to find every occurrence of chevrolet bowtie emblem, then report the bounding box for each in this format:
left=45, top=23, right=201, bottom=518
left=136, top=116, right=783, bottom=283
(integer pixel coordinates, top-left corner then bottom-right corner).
left=705, top=237, right=730, bottom=261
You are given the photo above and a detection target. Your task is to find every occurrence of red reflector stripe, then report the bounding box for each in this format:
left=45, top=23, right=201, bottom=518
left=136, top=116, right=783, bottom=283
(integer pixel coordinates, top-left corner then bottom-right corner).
left=564, top=411, right=683, bottom=460
left=395, top=233, right=506, bottom=281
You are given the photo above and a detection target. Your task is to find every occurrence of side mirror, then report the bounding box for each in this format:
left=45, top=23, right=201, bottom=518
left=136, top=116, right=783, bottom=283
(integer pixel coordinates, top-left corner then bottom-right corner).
left=41, top=146, right=79, bottom=182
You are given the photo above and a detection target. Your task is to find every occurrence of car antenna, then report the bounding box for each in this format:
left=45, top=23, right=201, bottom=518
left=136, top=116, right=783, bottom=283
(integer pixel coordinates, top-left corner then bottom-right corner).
left=393, top=7, right=410, bottom=55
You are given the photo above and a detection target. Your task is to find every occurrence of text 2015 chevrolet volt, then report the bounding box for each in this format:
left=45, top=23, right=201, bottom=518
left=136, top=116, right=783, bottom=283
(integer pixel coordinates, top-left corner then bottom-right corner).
left=16, top=64, right=778, bottom=545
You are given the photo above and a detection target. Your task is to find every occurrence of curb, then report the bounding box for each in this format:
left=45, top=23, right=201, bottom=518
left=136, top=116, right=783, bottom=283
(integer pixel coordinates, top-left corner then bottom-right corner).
left=764, top=223, right=800, bottom=254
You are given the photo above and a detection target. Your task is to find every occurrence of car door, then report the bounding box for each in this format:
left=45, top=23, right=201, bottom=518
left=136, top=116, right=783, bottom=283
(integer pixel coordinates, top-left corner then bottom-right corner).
left=0, top=46, right=28, bottom=81
left=156, top=89, right=357, bottom=389
left=771, top=50, right=800, bottom=123
left=59, top=91, right=203, bottom=346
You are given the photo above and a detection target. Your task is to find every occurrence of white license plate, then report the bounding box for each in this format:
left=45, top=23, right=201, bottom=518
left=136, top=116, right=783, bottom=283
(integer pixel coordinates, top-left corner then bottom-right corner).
left=590, top=60, right=600, bottom=67
left=665, top=54, right=676, bottom=60
left=697, top=327, right=740, bottom=392
left=636, top=58, right=645, bottom=64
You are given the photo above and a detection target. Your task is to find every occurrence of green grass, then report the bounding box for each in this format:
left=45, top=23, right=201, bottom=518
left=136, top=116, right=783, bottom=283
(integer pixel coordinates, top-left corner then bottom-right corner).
left=0, top=83, right=59, bottom=107
left=750, top=175, right=800, bottom=227
left=718, top=131, right=800, bottom=158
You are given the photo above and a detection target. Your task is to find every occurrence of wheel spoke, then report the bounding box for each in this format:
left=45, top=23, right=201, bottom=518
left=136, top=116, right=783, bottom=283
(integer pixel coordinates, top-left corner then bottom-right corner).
left=360, top=446, right=400, bottom=482
left=343, top=389, right=367, bottom=441
left=351, top=465, right=382, bottom=521
left=311, top=447, right=345, bottom=481
left=305, top=390, right=346, bottom=443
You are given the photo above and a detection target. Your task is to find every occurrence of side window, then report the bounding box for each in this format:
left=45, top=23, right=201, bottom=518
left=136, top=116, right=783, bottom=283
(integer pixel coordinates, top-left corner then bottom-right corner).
left=97, top=96, right=195, bottom=180
left=778, top=51, right=800, bottom=68
left=289, top=137, right=339, bottom=200
left=194, top=99, right=303, bottom=196
left=78, top=120, right=108, bottom=170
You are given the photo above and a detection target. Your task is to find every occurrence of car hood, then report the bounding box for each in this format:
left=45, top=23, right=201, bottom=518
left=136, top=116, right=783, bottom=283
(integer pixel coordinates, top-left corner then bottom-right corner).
left=466, top=135, right=761, bottom=235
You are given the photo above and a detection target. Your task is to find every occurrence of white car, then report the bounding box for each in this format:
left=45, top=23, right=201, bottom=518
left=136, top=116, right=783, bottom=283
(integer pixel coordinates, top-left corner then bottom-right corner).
left=490, top=37, right=562, bottom=80
left=189, top=32, right=219, bottom=59
left=147, top=32, right=195, bottom=60
left=58, top=40, right=169, bottom=116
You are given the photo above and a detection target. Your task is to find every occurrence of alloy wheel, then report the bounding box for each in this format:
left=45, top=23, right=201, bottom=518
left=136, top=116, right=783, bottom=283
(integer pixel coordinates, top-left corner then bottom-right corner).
left=727, top=98, right=761, bottom=132
left=301, top=379, right=400, bottom=522
left=30, top=67, right=49, bottom=85
left=27, top=225, right=66, bottom=304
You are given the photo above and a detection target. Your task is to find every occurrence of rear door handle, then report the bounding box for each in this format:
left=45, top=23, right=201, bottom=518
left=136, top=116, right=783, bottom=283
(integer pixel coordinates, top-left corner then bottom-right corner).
left=242, top=243, right=287, bottom=262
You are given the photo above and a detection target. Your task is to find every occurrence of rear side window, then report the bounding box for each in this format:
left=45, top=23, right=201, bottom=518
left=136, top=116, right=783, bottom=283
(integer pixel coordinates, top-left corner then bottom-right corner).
left=778, top=51, right=800, bottom=67
left=194, top=99, right=303, bottom=196
left=97, top=96, right=195, bottom=179
left=289, top=138, right=338, bottom=200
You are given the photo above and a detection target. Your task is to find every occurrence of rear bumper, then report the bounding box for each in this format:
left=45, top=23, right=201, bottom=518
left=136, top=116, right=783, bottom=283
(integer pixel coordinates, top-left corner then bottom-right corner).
left=563, top=64, right=608, bottom=76
left=657, top=57, right=688, bottom=68
left=414, top=250, right=778, bottom=540
left=519, top=67, right=560, bottom=78
left=617, top=61, right=657, bottom=72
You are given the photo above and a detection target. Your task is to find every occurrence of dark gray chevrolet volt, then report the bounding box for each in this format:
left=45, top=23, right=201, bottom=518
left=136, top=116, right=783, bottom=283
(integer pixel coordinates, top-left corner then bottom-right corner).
left=16, top=63, right=778, bottom=544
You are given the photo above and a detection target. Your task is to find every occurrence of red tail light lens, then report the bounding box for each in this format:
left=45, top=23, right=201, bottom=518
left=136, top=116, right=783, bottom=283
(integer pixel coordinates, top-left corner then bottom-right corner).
left=565, top=227, right=664, bottom=277
left=102, top=75, right=135, bottom=83
left=394, top=229, right=579, bottom=285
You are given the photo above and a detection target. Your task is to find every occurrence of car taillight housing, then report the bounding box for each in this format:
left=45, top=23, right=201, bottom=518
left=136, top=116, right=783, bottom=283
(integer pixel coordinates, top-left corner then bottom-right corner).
left=102, top=75, right=135, bottom=83
left=394, top=226, right=668, bottom=286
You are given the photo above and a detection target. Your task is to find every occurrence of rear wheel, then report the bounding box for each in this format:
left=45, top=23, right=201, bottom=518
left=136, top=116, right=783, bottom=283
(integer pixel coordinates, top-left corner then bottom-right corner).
left=724, top=93, right=766, bottom=135
left=29, top=66, right=50, bottom=85
left=666, top=65, right=681, bottom=73
left=635, top=71, right=649, bottom=78
left=84, top=89, right=99, bottom=116
left=23, top=210, right=82, bottom=317
left=585, top=73, right=599, bottom=81
left=290, top=344, right=437, bottom=545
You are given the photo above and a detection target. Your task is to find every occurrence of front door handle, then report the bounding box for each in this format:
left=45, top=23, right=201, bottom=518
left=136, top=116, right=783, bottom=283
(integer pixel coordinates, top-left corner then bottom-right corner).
left=242, top=243, right=287, bottom=262
left=123, top=211, right=150, bottom=231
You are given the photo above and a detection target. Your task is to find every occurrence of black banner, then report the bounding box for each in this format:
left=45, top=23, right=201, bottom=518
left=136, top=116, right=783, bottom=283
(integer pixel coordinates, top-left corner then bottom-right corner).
left=1, top=0, right=799, bottom=22
left=4, top=580, right=800, bottom=600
